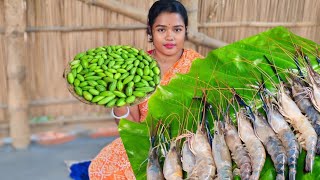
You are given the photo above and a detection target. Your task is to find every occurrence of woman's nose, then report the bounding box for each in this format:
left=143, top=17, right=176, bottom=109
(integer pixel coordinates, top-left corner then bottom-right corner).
left=165, top=30, right=174, bottom=40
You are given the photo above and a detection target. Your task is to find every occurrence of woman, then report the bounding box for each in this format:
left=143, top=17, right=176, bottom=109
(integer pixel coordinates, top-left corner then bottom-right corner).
left=89, top=1, right=203, bottom=179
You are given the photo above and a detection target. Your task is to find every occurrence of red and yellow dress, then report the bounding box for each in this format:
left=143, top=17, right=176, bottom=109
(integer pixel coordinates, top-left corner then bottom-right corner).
left=89, top=49, right=203, bottom=180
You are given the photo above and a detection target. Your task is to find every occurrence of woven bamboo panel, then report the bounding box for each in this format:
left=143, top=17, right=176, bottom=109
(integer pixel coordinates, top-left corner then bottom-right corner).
left=24, top=0, right=150, bottom=120
left=197, top=0, right=319, bottom=54
left=0, top=0, right=318, bottom=124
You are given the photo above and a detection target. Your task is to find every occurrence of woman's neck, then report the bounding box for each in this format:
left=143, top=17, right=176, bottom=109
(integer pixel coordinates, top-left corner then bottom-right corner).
left=152, top=49, right=184, bottom=77
left=153, top=49, right=183, bottom=65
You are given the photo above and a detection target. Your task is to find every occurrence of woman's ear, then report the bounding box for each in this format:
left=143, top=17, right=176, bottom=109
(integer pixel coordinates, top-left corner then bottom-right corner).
left=147, top=26, right=152, bottom=35
left=147, top=26, right=153, bottom=42
left=185, top=26, right=188, bottom=40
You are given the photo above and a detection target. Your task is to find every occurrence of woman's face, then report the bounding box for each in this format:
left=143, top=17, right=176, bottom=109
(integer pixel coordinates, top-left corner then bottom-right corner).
left=151, top=12, right=186, bottom=57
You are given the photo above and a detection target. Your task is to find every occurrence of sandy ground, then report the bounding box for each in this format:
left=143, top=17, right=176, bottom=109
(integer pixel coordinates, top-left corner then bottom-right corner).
left=0, top=136, right=117, bottom=180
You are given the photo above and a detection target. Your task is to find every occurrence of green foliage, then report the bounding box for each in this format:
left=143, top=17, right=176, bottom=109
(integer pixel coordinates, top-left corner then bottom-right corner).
left=119, top=27, right=320, bottom=179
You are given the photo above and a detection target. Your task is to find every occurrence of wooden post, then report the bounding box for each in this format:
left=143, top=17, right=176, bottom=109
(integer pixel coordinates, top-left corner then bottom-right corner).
left=181, top=0, right=198, bottom=50
left=4, top=0, right=30, bottom=148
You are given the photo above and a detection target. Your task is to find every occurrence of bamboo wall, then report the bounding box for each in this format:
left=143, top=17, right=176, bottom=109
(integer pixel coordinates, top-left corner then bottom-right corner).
left=0, top=0, right=318, bottom=131
left=197, top=0, right=320, bottom=53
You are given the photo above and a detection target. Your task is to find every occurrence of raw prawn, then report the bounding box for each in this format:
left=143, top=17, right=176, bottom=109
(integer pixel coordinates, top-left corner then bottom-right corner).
left=288, top=72, right=320, bottom=154
left=234, top=92, right=266, bottom=180
left=277, top=81, right=317, bottom=172
left=212, top=120, right=233, bottom=180
left=163, top=140, right=183, bottom=180
left=181, top=137, right=195, bottom=176
left=302, top=54, right=320, bottom=112
left=147, top=121, right=164, bottom=180
left=260, top=90, right=299, bottom=180
left=223, top=106, right=252, bottom=180
left=252, top=111, right=287, bottom=180
left=264, top=54, right=317, bottom=172
left=188, top=100, right=216, bottom=180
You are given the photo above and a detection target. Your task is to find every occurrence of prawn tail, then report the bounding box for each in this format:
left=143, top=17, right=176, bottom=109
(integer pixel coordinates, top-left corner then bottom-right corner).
left=274, top=152, right=287, bottom=180
left=240, top=163, right=251, bottom=180
left=305, top=150, right=315, bottom=172
left=287, top=141, right=299, bottom=180
left=316, top=138, right=320, bottom=155
left=275, top=174, right=286, bottom=180
left=250, top=171, right=260, bottom=180
left=288, top=166, right=296, bottom=180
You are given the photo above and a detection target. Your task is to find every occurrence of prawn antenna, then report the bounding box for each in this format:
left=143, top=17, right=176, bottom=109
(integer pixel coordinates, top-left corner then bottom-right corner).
left=207, top=102, right=219, bottom=121
left=204, top=102, right=214, bottom=146
left=258, top=90, right=268, bottom=114
left=193, top=94, right=206, bottom=130
left=193, top=93, right=213, bottom=145
left=167, top=124, right=172, bottom=142
left=263, top=55, right=284, bottom=83
left=150, top=132, right=156, bottom=147
left=293, top=55, right=304, bottom=79
left=224, top=101, right=230, bottom=117
left=297, top=47, right=312, bottom=66
left=316, top=46, right=320, bottom=65
left=257, top=75, right=268, bottom=113
left=149, top=118, right=156, bottom=147
left=232, top=88, right=256, bottom=122
left=303, top=54, right=312, bottom=66
left=223, top=102, right=233, bottom=125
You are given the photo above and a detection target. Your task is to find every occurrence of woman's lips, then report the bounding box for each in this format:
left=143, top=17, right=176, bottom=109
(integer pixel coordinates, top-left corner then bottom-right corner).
left=164, top=43, right=175, bottom=49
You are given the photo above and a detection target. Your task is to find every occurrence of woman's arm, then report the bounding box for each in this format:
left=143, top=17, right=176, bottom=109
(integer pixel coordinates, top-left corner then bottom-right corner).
left=113, top=105, right=140, bottom=125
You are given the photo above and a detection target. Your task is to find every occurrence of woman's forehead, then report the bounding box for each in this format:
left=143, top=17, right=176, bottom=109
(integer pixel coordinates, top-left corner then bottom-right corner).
left=153, top=12, right=185, bottom=27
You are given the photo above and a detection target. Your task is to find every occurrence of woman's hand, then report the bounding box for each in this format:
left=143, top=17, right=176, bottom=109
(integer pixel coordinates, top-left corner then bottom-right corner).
left=112, top=105, right=140, bottom=124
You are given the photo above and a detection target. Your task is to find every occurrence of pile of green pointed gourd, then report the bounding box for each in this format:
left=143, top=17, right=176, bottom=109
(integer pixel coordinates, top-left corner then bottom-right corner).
left=66, top=45, right=161, bottom=107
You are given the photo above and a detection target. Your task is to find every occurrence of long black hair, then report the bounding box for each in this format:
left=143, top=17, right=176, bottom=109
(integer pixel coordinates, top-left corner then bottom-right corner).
left=147, top=0, right=188, bottom=42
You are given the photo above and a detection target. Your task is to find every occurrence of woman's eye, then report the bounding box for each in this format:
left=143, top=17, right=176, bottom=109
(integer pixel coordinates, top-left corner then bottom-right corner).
left=157, top=29, right=165, bottom=32
left=174, top=28, right=182, bottom=32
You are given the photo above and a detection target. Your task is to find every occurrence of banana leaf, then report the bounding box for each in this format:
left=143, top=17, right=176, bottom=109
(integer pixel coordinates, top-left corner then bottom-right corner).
left=119, top=26, right=320, bottom=180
